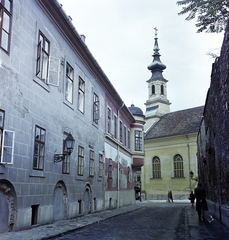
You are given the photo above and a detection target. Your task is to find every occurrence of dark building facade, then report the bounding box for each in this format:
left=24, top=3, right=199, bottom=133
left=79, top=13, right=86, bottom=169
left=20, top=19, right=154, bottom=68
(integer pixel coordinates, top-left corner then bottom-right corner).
left=197, top=20, right=229, bottom=228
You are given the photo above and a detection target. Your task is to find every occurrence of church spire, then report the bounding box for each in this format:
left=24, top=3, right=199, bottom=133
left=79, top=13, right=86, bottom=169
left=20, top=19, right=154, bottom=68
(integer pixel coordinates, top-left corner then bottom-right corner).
left=144, top=28, right=171, bottom=131
left=147, top=27, right=166, bottom=80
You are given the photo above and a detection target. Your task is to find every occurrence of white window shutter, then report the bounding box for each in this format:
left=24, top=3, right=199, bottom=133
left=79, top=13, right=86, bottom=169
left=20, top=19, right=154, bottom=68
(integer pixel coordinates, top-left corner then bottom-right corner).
left=1, top=130, right=15, bottom=164
left=47, top=56, right=60, bottom=86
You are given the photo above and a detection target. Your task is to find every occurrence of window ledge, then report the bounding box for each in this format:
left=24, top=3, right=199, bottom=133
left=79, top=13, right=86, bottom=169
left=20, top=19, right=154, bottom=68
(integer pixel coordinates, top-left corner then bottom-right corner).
left=150, top=177, right=162, bottom=180
left=33, top=78, right=50, bottom=92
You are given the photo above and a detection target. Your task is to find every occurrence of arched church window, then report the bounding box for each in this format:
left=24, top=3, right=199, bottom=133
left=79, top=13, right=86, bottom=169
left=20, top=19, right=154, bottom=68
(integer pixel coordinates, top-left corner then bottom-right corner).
left=161, top=85, right=164, bottom=95
left=152, top=156, right=161, bottom=178
left=173, top=154, right=184, bottom=178
left=152, top=85, right=155, bottom=94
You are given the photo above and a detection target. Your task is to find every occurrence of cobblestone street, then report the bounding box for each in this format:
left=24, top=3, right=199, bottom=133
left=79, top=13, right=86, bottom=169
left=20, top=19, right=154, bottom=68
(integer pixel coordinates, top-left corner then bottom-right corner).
left=48, top=202, right=229, bottom=240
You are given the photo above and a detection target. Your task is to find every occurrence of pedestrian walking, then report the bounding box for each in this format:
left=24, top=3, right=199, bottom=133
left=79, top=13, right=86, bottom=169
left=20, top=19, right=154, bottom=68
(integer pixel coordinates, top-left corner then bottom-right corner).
left=194, top=183, right=208, bottom=221
left=169, top=190, right=174, bottom=202
left=167, top=191, right=170, bottom=202
left=189, top=191, right=195, bottom=207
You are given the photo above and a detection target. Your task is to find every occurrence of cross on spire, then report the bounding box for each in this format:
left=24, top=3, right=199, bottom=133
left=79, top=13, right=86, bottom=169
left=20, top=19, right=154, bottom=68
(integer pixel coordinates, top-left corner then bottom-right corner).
left=154, top=27, right=158, bottom=38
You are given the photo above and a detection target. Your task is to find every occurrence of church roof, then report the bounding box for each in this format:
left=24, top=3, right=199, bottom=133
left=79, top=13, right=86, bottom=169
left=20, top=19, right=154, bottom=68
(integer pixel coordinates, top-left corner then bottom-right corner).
left=145, top=106, right=204, bottom=140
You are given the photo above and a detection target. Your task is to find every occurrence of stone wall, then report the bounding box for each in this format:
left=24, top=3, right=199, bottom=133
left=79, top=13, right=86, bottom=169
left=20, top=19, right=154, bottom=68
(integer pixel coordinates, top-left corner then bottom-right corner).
left=197, top=20, right=229, bottom=225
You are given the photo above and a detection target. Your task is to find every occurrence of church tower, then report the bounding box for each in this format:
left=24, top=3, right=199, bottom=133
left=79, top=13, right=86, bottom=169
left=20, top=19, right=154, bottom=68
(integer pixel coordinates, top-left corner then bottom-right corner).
left=144, top=28, right=171, bottom=131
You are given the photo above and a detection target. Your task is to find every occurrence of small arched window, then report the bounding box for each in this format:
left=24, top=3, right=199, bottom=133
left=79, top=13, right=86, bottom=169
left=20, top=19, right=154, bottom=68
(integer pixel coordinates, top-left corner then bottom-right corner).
left=152, top=85, right=155, bottom=94
left=161, top=85, right=164, bottom=95
left=152, top=156, right=161, bottom=178
left=174, top=154, right=184, bottom=178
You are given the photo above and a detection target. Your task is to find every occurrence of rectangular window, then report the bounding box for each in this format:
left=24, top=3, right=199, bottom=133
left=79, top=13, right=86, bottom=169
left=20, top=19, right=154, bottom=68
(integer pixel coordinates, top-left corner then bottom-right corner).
left=127, top=130, right=130, bottom=149
left=93, top=93, right=99, bottom=124
left=135, top=130, right=142, bottom=151
left=108, top=158, right=112, bottom=179
left=0, top=0, right=12, bottom=53
left=33, top=126, right=46, bottom=170
left=62, top=140, right=70, bottom=174
left=78, top=146, right=84, bottom=176
left=124, top=126, right=127, bottom=146
left=89, top=150, right=94, bottom=177
left=65, top=63, right=74, bottom=103
left=119, top=121, right=122, bottom=143
left=114, top=115, right=117, bottom=138
left=99, top=154, right=103, bottom=177
left=107, top=108, right=111, bottom=134
left=1, top=130, right=14, bottom=164
left=36, top=31, right=50, bottom=83
left=0, top=110, right=5, bottom=159
left=78, top=77, right=85, bottom=113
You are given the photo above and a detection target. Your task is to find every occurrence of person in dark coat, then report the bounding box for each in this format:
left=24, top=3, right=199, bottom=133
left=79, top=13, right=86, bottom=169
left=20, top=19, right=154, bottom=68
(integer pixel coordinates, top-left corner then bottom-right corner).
left=194, top=183, right=208, bottom=220
left=189, top=191, right=195, bottom=207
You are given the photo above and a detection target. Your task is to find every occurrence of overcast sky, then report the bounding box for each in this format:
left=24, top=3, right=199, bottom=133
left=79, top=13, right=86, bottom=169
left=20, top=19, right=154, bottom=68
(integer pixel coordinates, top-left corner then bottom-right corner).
left=60, top=0, right=224, bottom=112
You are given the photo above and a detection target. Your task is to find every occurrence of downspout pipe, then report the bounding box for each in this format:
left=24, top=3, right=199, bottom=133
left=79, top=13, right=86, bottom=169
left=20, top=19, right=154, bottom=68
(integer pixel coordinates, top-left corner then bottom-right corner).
left=186, top=134, right=191, bottom=192
left=117, top=103, right=125, bottom=208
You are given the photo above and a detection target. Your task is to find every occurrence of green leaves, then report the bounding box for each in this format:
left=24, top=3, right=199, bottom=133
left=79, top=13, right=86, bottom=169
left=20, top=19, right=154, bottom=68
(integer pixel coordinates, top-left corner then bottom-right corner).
left=177, top=0, right=229, bottom=33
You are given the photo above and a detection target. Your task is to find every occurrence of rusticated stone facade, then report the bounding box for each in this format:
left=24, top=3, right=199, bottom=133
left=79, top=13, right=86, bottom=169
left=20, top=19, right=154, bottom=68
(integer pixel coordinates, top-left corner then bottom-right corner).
left=197, top=20, right=229, bottom=227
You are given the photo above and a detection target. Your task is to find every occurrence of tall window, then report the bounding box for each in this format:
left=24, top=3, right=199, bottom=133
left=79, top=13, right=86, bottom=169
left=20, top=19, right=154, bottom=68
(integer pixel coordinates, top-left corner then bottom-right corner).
left=62, top=140, right=70, bottom=174
left=152, top=156, right=161, bottom=178
left=108, top=158, right=112, bottom=179
left=124, top=126, right=127, bottom=146
left=0, top=0, right=12, bottom=53
left=135, top=130, right=142, bottom=151
left=78, top=146, right=84, bottom=175
left=152, top=85, right=155, bottom=94
left=36, top=31, right=50, bottom=83
left=127, top=130, right=130, bottom=149
left=99, top=154, right=103, bottom=177
left=89, top=150, right=94, bottom=177
left=107, top=108, right=111, bottom=133
left=114, top=115, right=117, bottom=138
left=33, top=126, right=46, bottom=170
left=78, top=77, right=85, bottom=113
left=161, top=85, right=164, bottom=95
left=65, top=63, right=74, bottom=103
left=119, top=121, right=122, bottom=143
left=174, top=154, right=184, bottom=178
left=0, top=110, right=5, bottom=158
left=93, top=93, right=99, bottom=124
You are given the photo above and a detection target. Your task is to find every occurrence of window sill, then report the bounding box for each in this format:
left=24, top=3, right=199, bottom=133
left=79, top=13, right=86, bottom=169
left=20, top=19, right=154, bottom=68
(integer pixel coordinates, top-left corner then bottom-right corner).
left=150, top=177, right=162, bottom=180
left=33, top=78, right=50, bottom=92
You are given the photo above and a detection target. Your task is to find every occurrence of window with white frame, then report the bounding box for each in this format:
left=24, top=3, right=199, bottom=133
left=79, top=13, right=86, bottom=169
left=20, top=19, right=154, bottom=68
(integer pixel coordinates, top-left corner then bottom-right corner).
left=93, top=93, right=99, bottom=124
left=135, top=130, right=142, bottom=151
left=0, top=0, right=12, bottom=53
left=124, top=126, right=127, bottom=146
left=174, top=154, right=184, bottom=178
left=36, top=31, right=50, bottom=83
left=127, top=130, right=130, bottom=149
left=0, top=110, right=15, bottom=165
left=78, top=77, right=85, bottom=113
left=78, top=146, right=84, bottom=175
left=107, top=108, right=111, bottom=134
left=99, top=154, right=103, bottom=177
left=62, top=139, right=70, bottom=174
left=89, top=150, right=94, bottom=177
left=33, top=125, right=46, bottom=170
left=65, top=63, right=74, bottom=103
left=152, top=156, right=161, bottom=178
left=119, top=121, right=122, bottom=143
left=114, top=115, right=117, bottom=138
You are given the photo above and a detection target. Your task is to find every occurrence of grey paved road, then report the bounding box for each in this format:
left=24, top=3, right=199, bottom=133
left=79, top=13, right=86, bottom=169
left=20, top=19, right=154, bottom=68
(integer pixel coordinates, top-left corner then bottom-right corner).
left=49, top=205, right=184, bottom=240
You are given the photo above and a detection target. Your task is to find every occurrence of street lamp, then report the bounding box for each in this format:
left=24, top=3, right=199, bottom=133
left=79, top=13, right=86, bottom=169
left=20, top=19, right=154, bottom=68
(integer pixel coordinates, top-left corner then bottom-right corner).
left=54, top=133, right=75, bottom=163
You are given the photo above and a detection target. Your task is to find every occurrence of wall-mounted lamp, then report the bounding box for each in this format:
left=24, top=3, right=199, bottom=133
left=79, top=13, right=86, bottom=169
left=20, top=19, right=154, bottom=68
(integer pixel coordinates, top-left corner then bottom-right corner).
left=54, top=133, right=75, bottom=163
left=190, top=171, right=198, bottom=182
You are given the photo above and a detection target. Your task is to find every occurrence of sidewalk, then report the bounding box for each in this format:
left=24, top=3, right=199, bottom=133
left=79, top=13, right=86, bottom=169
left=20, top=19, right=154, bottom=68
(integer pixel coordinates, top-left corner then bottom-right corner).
left=1, top=200, right=229, bottom=240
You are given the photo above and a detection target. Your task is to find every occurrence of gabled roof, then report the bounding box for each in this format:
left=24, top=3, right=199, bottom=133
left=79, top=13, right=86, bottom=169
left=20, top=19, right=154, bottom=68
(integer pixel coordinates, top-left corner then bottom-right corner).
left=145, top=106, right=204, bottom=140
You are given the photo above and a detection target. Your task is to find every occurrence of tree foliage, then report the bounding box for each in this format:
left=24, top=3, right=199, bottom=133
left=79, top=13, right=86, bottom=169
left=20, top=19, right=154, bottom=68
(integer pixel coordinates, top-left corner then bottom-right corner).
left=177, top=0, right=229, bottom=33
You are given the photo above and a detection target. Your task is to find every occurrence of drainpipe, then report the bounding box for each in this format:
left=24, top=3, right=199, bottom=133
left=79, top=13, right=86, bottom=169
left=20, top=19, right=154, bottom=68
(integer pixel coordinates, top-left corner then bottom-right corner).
left=117, top=103, right=124, bottom=208
left=186, top=134, right=192, bottom=192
